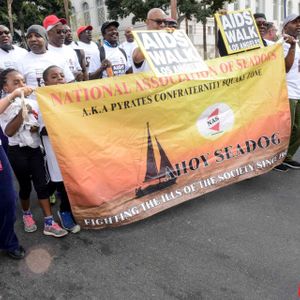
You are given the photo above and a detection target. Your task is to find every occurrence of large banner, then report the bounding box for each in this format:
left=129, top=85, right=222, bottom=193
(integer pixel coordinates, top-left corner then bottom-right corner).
left=36, top=44, right=290, bottom=229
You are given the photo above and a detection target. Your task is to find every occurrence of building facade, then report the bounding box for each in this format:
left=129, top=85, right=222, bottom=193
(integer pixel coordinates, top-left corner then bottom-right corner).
left=70, top=0, right=300, bottom=58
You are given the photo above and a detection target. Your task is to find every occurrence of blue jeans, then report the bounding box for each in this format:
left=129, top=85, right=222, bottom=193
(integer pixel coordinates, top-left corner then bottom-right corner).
left=0, top=144, right=19, bottom=251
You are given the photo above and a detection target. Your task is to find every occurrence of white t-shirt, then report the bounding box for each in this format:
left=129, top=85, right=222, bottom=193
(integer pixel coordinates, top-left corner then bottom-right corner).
left=284, top=43, right=300, bottom=99
left=38, top=114, right=62, bottom=181
left=120, top=41, right=137, bottom=67
left=0, top=97, right=40, bottom=148
left=101, top=43, right=130, bottom=78
left=76, top=41, right=100, bottom=73
left=67, top=41, right=82, bottom=50
left=48, top=44, right=81, bottom=74
left=0, top=45, right=28, bottom=70
left=16, top=51, right=74, bottom=88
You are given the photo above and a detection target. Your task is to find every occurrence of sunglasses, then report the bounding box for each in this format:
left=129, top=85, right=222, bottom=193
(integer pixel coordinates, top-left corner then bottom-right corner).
left=149, top=19, right=167, bottom=25
left=56, top=29, right=67, bottom=34
left=256, top=21, right=267, bottom=27
left=0, top=30, right=10, bottom=36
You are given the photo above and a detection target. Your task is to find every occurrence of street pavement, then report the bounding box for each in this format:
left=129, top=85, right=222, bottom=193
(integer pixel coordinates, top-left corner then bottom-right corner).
left=1, top=151, right=300, bottom=300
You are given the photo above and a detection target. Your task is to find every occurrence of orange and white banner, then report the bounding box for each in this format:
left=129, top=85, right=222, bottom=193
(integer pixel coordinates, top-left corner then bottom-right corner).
left=36, top=44, right=290, bottom=229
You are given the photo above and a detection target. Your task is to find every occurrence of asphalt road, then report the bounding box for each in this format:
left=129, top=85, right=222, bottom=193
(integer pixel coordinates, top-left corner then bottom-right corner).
left=1, top=151, right=300, bottom=300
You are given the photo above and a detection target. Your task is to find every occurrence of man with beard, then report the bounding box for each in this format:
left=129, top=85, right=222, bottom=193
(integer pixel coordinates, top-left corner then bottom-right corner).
left=132, top=8, right=167, bottom=73
left=96, top=21, right=131, bottom=78
left=274, top=14, right=300, bottom=171
left=43, top=15, right=83, bottom=81
left=0, top=25, right=27, bottom=70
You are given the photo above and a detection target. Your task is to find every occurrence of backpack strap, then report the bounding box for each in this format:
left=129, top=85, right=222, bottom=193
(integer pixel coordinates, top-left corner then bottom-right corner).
left=118, top=47, right=127, bottom=61
left=99, top=46, right=106, bottom=62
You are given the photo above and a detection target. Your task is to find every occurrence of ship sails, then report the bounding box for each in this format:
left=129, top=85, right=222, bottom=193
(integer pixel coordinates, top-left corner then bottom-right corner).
left=136, top=123, right=176, bottom=198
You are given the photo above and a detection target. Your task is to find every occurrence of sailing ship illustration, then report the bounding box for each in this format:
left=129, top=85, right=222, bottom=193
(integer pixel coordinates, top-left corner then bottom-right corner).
left=135, top=122, right=177, bottom=198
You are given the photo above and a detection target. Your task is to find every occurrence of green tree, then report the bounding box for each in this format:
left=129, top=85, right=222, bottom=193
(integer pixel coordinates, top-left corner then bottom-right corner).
left=0, top=0, right=69, bottom=44
left=105, top=0, right=234, bottom=58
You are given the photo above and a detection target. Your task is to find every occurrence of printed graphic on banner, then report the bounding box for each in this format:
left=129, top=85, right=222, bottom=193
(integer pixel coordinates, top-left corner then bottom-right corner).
left=132, top=30, right=208, bottom=77
left=215, top=9, right=264, bottom=54
left=36, top=44, right=290, bottom=229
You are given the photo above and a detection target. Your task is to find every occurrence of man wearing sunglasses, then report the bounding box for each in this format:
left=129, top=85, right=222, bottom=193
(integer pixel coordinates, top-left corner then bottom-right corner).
left=132, top=8, right=167, bottom=73
left=43, top=15, right=84, bottom=82
left=0, top=25, right=27, bottom=70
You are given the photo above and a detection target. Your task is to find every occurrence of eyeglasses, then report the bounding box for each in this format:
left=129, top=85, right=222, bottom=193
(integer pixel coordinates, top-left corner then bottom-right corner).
left=0, top=30, right=10, bottom=36
left=56, top=29, right=67, bottom=35
left=149, top=19, right=168, bottom=25
left=256, top=21, right=267, bottom=27
left=84, top=30, right=92, bottom=34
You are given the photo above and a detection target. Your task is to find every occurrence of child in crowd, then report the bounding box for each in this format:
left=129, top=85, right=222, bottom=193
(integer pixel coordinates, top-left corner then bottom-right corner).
left=0, top=83, right=32, bottom=259
left=40, top=65, right=80, bottom=233
left=0, top=68, right=68, bottom=238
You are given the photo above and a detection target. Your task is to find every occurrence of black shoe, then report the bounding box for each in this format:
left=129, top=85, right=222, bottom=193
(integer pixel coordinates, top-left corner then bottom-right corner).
left=7, top=245, right=25, bottom=259
left=283, top=160, right=300, bottom=169
left=273, top=164, right=289, bottom=172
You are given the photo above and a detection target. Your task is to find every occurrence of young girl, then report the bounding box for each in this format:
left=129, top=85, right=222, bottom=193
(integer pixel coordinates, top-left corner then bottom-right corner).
left=0, top=68, right=67, bottom=238
left=40, top=65, right=80, bottom=233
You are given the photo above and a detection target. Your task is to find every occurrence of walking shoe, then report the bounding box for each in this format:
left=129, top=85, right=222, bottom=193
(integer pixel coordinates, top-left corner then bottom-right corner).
left=283, top=160, right=300, bottom=169
left=23, top=214, right=37, bottom=232
left=43, top=222, right=68, bottom=238
left=7, top=245, right=25, bottom=259
left=273, top=164, right=289, bottom=172
left=58, top=211, right=81, bottom=233
left=49, top=193, right=57, bottom=205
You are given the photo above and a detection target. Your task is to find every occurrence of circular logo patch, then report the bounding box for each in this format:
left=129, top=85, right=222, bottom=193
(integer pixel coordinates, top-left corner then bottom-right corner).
left=196, top=103, right=235, bottom=139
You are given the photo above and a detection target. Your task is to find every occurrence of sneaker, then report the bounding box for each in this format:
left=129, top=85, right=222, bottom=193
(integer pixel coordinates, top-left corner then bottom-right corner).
left=58, top=211, right=81, bottom=233
left=23, top=214, right=37, bottom=232
left=7, top=245, right=25, bottom=259
left=43, top=222, right=68, bottom=238
left=49, top=193, right=57, bottom=205
left=283, top=160, right=300, bottom=169
left=273, top=164, right=289, bottom=172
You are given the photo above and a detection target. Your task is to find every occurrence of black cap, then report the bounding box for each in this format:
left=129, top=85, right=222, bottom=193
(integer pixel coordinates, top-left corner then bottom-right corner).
left=101, top=21, right=119, bottom=35
left=253, top=13, right=266, bottom=20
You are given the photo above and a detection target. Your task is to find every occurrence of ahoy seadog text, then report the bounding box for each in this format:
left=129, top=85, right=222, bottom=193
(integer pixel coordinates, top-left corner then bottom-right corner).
left=166, top=133, right=281, bottom=179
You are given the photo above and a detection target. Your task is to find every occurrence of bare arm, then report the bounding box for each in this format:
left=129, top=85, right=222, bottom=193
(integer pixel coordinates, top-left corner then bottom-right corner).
left=284, top=34, right=297, bottom=73
left=0, top=87, right=33, bottom=114
left=132, top=47, right=145, bottom=64
left=89, top=59, right=111, bottom=80
left=5, top=109, right=23, bottom=137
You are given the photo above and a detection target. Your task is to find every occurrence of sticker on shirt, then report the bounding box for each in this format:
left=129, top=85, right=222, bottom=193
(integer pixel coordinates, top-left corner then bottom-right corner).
left=35, top=69, right=45, bottom=87
left=112, top=64, right=126, bottom=76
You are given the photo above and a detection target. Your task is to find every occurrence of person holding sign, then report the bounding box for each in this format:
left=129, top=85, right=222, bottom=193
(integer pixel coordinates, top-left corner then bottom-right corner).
left=132, top=8, right=167, bottom=73
left=274, top=14, right=300, bottom=171
left=216, top=11, right=267, bottom=57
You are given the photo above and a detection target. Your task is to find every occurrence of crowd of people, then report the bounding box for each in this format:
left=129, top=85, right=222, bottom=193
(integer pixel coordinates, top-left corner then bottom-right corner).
left=0, top=7, right=299, bottom=260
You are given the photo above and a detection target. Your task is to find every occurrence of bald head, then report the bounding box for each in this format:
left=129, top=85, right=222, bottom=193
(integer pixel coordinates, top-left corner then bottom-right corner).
left=124, top=26, right=134, bottom=42
left=146, top=8, right=167, bottom=30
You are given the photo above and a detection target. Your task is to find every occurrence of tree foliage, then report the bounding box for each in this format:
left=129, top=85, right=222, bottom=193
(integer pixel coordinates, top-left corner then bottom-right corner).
left=0, top=0, right=68, bottom=40
left=105, top=0, right=234, bottom=25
